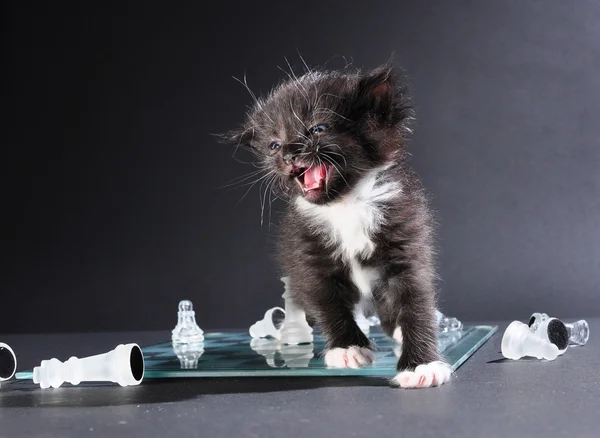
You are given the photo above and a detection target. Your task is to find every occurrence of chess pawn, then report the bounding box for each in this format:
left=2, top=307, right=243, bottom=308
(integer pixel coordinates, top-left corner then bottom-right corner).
left=565, top=320, right=590, bottom=346
left=529, top=312, right=589, bottom=346
left=0, top=343, right=17, bottom=387
left=279, top=277, right=313, bottom=345
left=172, top=341, right=204, bottom=369
left=172, top=300, right=204, bottom=343
left=529, top=316, right=569, bottom=355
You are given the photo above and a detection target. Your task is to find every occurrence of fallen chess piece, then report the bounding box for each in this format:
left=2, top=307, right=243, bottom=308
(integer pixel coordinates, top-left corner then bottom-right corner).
left=501, top=321, right=559, bottom=361
left=32, top=343, right=145, bottom=389
left=249, top=307, right=285, bottom=340
left=529, top=312, right=590, bottom=346
left=0, top=342, right=17, bottom=387
left=172, top=299, right=204, bottom=343
left=527, top=314, right=569, bottom=355
left=436, top=309, right=463, bottom=332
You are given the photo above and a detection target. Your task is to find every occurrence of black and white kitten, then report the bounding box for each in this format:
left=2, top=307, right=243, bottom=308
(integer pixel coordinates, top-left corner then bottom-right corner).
left=220, top=63, right=451, bottom=388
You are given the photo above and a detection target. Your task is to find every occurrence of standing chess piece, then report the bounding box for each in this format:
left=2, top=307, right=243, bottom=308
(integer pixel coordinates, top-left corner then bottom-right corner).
left=172, top=341, right=205, bottom=369
left=172, top=300, right=204, bottom=343
left=279, top=277, right=314, bottom=345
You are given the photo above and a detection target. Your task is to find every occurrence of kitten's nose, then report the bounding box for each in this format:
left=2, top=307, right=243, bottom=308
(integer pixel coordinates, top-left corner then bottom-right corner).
left=281, top=143, right=304, bottom=165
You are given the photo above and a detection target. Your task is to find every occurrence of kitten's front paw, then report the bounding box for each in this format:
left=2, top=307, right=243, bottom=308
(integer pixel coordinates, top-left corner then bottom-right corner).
left=392, top=361, right=452, bottom=389
left=324, top=346, right=375, bottom=369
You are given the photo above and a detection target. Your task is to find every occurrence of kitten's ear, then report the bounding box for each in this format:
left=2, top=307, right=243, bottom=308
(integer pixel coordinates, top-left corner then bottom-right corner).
left=213, top=126, right=254, bottom=150
left=354, top=65, right=413, bottom=128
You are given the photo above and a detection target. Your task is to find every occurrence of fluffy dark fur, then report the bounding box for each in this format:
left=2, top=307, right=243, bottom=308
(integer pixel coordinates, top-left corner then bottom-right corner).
left=220, top=62, right=445, bottom=384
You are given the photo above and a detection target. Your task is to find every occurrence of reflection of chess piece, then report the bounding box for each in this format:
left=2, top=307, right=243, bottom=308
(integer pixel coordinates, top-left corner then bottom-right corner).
left=250, top=338, right=284, bottom=368
left=279, top=277, right=313, bottom=345
left=172, top=341, right=205, bottom=369
left=280, top=343, right=314, bottom=368
left=437, top=331, right=463, bottom=352
left=249, top=338, right=315, bottom=368
left=172, top=300, right=204, bottom=343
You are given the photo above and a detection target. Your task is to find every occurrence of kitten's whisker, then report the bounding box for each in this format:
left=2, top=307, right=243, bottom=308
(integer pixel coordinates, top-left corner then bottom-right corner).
left=236, top=170, right=276, bottom=206
left=259, top=173, right=276, bottom=226
left=321, top=155, right=350, bottom=188
left=313, top=107, right=352, bottom=122
left=322, top=151, right=347, bottom=169
left=295, top=130, right=311, bottom=143
left=290, top=104, right=310, bottom=134
left=220, top=169, right=267, bottom=188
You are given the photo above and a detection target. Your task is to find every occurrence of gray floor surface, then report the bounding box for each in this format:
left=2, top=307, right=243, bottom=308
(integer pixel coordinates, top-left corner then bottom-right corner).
left=1, top=319, right=599, bottom=438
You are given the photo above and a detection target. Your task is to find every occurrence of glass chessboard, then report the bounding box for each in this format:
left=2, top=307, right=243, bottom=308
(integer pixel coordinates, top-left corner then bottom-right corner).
left=18, top=325, right=498, bottom=381
left=15, top=326, right=496, bottom=380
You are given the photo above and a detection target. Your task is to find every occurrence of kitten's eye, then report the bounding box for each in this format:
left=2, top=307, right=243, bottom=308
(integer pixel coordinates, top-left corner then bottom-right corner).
left=269, top=141, right=282, bottom=151
left=309, top=124, right=327, bottom=134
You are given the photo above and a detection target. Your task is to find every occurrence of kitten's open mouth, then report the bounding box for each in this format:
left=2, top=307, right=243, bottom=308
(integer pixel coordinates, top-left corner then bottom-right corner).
left=292, top=164, right=330, bottom=196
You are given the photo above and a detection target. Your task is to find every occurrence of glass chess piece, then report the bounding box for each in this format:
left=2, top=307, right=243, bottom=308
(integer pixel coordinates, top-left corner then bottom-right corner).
left=172, top=341, right=205, bottom=369
left=32, top=343, right=144, bottom=389
left=250, top=338, right=285, bottom=368
left=354, top=310, right=371, bottom=336
left=249, top=307, right=285, bottom=340
left=0, top=342, right=17, bottom=387
left=172, top=300, right=204, bottom=344
left=436, top=310, right=463, bottom=332
left=279, top=343, right=314, bottom=368
left=529, top=312, right=589, bottom=346
left=279, top=277, right=314, bottom=345
left=366, top=315, right=381, bottom=327
left=501, top=320, right=559, bottom=361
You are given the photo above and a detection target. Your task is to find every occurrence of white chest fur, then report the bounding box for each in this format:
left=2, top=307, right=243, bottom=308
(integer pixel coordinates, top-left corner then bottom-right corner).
left=295, top=167, right=400, bottom=300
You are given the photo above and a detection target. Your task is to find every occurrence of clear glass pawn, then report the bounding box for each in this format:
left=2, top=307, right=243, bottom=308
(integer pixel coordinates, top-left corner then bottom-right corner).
left=436, top=310, right=463, bottom=332
left=529, top=313, right=589, bottom=346
left=565, top=320, right=590, bottom=346
left=171, top=300, right=204, bottom=343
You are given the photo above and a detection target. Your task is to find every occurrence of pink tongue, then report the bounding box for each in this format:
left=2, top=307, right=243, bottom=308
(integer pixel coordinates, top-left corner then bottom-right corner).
left=304, top=164, right=327, bottom=190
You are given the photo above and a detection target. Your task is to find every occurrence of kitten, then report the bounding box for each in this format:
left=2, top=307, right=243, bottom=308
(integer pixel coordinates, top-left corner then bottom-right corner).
left=220, top=62, right=452, bottom=388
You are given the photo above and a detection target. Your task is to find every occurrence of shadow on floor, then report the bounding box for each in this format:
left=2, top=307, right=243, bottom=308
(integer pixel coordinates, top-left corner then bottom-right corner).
left=0, top=375, right=390, bottom=408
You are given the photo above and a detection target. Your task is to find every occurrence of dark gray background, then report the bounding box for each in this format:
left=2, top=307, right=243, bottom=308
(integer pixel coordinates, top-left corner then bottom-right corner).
left=2, top=0, right=600, bottom=334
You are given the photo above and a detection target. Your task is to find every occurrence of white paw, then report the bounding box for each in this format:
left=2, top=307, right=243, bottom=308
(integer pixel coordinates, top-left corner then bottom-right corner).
left=324, top=346, right=375, bottom=369
left=392, top=361, right=452, bottom=389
